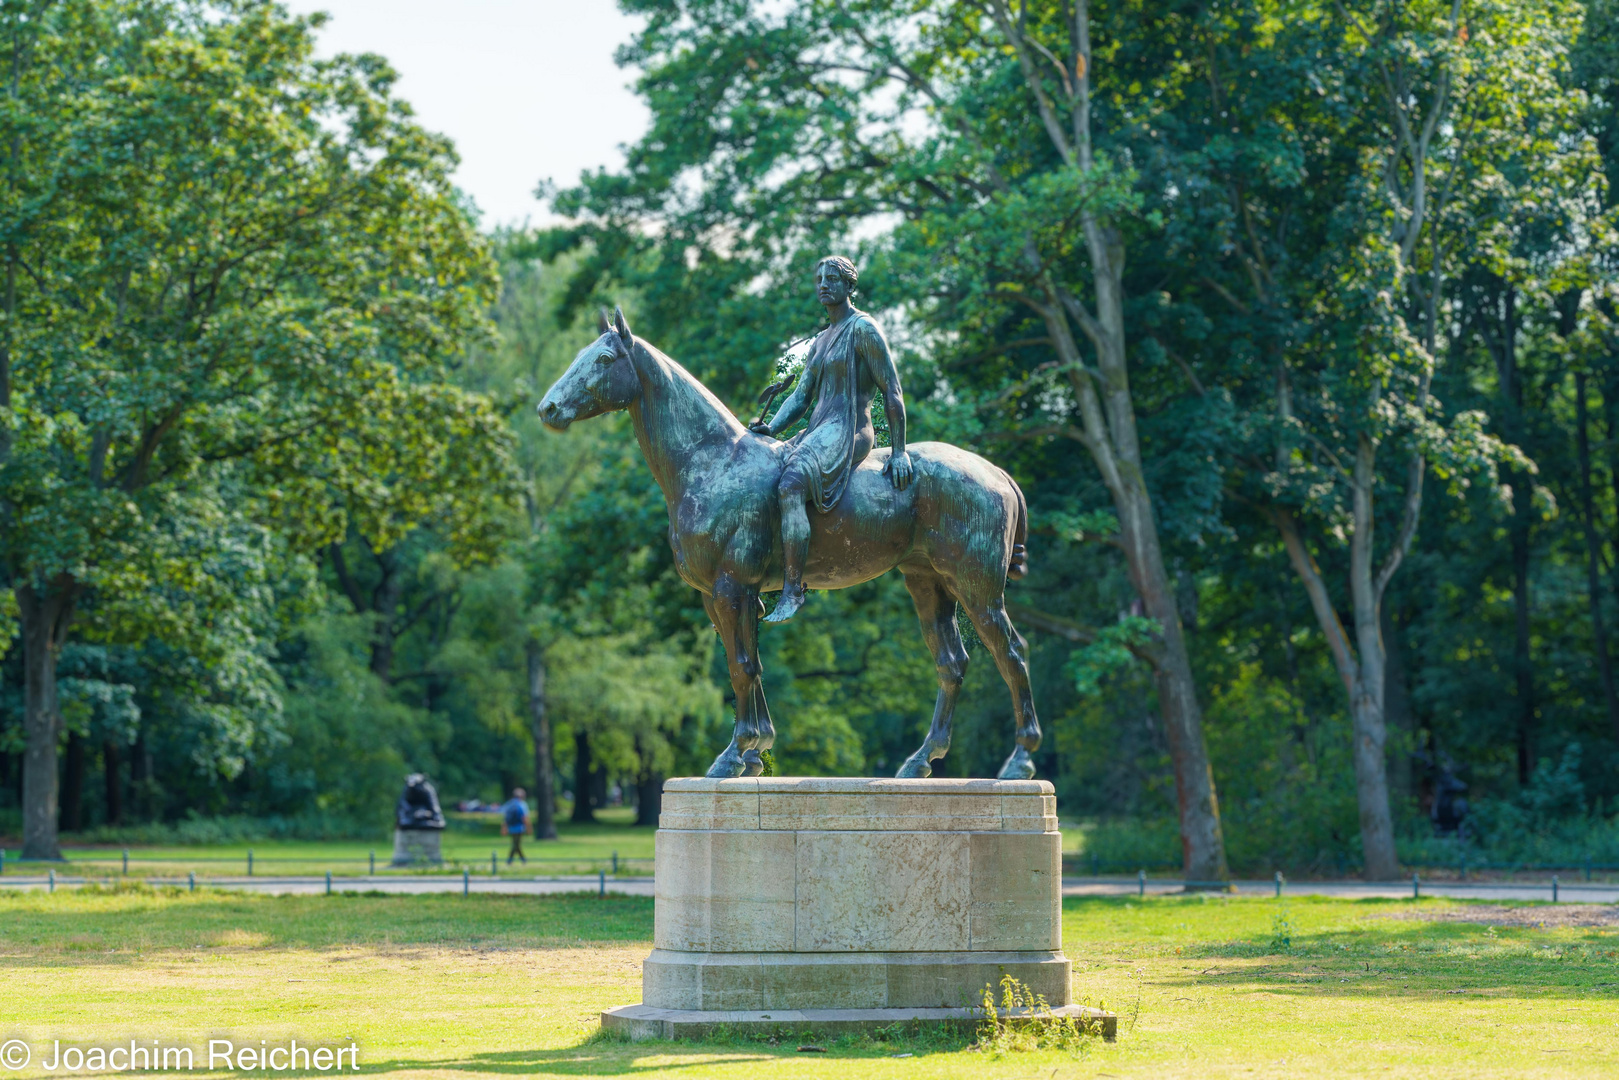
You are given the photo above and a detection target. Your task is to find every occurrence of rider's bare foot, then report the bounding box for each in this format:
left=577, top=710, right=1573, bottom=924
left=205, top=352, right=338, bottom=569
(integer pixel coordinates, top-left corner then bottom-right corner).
left=764, top=584, right=806, bottom=623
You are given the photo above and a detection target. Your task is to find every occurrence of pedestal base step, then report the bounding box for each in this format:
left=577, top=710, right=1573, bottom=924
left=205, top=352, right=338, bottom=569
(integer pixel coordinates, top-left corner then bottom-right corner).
left=601, top=1003, right=1117, bottom=1042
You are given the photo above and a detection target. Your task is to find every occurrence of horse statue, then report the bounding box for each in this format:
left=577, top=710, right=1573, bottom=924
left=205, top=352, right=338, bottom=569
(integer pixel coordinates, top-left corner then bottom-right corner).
left=537, top=307, right=1041, bottom=780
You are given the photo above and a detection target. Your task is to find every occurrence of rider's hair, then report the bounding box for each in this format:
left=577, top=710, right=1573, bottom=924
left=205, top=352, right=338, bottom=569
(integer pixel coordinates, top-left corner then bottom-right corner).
left=815, top=255, right=859, bottom=295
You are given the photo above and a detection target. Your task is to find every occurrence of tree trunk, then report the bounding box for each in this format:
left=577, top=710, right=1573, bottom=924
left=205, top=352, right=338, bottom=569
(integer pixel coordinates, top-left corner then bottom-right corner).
left=130, top=730, right=150, bottom=820
left=1348, top=438, right=1399, bottom=881
left=526, top=641, right=558, bottom=840
left=369, top=548, right=404, bottom=682
left=19, top=577, right=75, bottom=859
left=103, top=739, right=122, bottom=826
left=636, top=770, right=663, bottom=827
left=1348, top=667, right=1398, bottom=879
left=989, top=0, right=1228, bottom=882
left=1605, top=361, right=1619, bottom=602
left=1382, top=602, right=1415, bottom=814
left=1508, top=471, right=1534, bottom=785
left=1274, top=445, right=1402, bottom=882
left=1116, top=491, right=1228, bottom=884
left=570, top=729, right=596, bottom=823
left=1575, top=372, right=1619, bottom=741
left=61, top=732, right=85, bottom=834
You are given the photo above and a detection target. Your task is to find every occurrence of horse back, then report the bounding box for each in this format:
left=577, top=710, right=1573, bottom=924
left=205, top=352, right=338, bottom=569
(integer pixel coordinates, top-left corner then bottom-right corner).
left=804, top=441, right=1022, bottom=597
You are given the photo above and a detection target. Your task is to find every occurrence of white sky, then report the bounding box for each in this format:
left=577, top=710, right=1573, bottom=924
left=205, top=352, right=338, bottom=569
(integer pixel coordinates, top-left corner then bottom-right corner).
left=283, top=0, right=650, bottom=228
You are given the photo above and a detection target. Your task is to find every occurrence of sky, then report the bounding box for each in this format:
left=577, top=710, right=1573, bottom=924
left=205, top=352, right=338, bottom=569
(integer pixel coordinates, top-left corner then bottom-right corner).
left=282, top=0, right=650, bottom=228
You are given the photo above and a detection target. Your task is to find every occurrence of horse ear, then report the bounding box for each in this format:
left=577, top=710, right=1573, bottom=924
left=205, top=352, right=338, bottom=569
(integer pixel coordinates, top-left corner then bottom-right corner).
left=614, top=306, right=634, bottom=350
left=597, top=308, right=612, bottom=335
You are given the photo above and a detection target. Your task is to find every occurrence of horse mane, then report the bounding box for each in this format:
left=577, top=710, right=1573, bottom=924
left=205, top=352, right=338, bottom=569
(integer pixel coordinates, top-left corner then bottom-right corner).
left=631, top=338, right=750, bottom=440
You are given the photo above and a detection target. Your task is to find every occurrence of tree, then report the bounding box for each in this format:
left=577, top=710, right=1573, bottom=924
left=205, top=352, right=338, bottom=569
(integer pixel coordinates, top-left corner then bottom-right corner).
left=548, top=0, right=1231, bottom=882
left=1, top=0, right=499, bottom=858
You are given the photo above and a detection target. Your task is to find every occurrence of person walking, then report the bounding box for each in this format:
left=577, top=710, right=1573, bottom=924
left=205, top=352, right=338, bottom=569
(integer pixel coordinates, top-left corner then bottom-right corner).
left=502, top=787, right=530, bottom=865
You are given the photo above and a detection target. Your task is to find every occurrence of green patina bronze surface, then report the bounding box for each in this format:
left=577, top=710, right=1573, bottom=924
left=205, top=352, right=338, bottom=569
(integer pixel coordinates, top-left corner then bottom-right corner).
left=537, top=260, right=1038, bottom=780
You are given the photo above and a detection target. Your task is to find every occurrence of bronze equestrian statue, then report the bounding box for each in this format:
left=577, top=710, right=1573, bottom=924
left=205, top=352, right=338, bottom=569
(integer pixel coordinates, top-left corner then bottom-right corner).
left=537, top=258, right=1039, bottom=781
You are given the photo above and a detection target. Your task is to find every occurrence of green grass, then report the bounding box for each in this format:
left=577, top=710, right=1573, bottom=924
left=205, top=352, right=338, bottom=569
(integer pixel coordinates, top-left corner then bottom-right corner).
left=2, top=886, right=1616, bottom=1077
left=7, top=809, right=655, bottom=877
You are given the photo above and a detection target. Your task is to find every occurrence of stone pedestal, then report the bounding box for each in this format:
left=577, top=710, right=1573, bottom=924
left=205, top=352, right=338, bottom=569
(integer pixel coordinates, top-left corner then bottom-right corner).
left=390, top=827, right=443, bottom=866
left=601, top=777, right=1113, bottom=1040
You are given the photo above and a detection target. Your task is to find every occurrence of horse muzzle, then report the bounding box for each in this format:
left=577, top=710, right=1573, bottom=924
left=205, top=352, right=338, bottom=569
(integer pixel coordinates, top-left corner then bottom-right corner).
left=538, top=398, right=574, bottom=431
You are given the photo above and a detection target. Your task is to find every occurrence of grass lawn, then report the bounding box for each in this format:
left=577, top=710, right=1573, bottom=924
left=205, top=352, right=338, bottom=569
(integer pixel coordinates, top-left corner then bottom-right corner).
left=6, top=811, right=655, bottom=878
left=2, top=885, right=1616, bottom=1077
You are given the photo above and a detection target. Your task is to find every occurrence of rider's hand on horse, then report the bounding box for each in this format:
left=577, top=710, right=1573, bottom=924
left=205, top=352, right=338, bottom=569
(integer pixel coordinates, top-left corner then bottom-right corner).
left=748, top=419, right=774, bottom=437
left=885, top=449, right=914, bottom=490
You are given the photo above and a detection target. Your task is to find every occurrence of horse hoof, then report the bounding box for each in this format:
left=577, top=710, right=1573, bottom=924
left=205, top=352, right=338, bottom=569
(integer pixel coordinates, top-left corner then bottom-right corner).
left=996, top=747, right=1036, bottom=780
left=741, top=749, right=764, bottom=777
left=705, top=746, right=747, bottom=778
left=895, top=754, right=933, bottom=779
left=763, top=586, right=806, bottom=624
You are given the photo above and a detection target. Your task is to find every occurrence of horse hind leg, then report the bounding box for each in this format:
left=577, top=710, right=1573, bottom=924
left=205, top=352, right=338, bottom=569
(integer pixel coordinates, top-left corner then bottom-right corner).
left=896, top=571, right=969, bottom=779
left=963, top=599, right=1040, bottom=780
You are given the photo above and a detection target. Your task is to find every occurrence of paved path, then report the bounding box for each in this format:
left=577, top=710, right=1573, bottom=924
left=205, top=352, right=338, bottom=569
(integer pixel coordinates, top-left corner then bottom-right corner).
left=1062, top=877, right=1619, bottom=903
left=3, top=873, right=1613, bottom=904
left=0, top=874, right=657, bottom=896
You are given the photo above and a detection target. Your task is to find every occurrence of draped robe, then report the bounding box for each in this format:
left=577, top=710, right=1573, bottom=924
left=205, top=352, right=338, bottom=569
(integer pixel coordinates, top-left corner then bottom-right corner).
left=782, top=310, right=886, bottom=514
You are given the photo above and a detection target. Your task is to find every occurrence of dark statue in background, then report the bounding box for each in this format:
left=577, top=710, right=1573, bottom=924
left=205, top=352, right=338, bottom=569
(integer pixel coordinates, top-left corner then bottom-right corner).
left=395, top=773, right=446, bottom=830
left=537, top=258, right=1039, bottom=780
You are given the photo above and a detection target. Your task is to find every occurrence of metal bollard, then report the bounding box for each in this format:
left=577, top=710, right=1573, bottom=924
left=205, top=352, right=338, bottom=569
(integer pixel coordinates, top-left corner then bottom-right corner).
left=369, top=851, right=375, bottom=876
left=248, top=850, right=254, bottom=877
left=1275, top=870, right=1283, bottom=898
left=599, top=869, right=606, bottom=897
left=1138, top=869, right=1145, bottom=898
left=1412, top=872, right=1420, bottom=900
left=462, top=867, right=470, bottom=897
left=49, top=869, right=55, bottom=893
left=122, top=848, right=129, bottom=875
left=189, top=871, right=195, bottom=892
left=612, top=851, right=618, bottom=875
left=326, top=870, right=332, bottom=896
left=491, top=851, right=497, bottom=876
left=1552, top=875, right=1559, bottom=903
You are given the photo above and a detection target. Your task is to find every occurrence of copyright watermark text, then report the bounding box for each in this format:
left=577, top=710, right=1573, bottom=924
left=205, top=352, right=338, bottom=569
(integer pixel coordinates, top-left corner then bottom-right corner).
left=0, top=1039, right=359, bottom=1073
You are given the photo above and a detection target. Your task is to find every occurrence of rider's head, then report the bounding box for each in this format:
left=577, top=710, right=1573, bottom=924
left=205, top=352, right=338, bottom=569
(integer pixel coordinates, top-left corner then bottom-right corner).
left=814, top=256, right=858, bottom=307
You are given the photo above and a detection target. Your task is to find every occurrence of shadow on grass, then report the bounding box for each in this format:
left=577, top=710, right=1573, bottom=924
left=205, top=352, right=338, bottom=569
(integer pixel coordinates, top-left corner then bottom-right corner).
left=1064, top=894, right=1619, bottom=1003
left=362, top=1026, right=981, bottom=1075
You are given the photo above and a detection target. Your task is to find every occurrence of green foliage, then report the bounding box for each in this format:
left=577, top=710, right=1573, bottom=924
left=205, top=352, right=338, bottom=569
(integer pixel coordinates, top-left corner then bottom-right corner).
left=1066, top=617, right=1160, bottom=697
left=6, top=0, right=1619, bottom=881
left=975, top=974, right=1104, bottom=1056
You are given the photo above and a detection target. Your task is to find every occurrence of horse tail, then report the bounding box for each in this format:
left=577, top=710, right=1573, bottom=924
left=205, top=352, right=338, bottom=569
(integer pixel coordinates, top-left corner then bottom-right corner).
left=1003, top=470, right=1029, bottom=581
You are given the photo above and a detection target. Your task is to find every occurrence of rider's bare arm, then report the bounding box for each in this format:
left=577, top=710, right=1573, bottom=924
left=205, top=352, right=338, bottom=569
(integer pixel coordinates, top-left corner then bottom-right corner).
left=857, top=321, right=912, bottom=490
left=751, top=358, right=818, bottom=436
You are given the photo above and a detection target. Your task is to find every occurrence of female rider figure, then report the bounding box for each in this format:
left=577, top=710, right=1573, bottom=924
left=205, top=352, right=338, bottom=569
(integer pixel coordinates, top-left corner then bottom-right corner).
left=750, top=256, right=913, bottom=623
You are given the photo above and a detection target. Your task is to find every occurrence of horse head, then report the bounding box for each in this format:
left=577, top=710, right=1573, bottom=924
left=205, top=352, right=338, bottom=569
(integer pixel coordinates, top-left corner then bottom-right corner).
left=537, top=306, right=639, bottom=430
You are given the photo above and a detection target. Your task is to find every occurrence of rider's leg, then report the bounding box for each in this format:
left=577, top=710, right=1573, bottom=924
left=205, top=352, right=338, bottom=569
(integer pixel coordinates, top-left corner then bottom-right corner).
left=765, top=468, right=811, bottom=623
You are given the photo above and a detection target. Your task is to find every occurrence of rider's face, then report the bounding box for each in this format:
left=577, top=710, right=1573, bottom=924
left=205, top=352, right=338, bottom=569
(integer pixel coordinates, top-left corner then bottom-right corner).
left=815, top=265, right=849, bottom=306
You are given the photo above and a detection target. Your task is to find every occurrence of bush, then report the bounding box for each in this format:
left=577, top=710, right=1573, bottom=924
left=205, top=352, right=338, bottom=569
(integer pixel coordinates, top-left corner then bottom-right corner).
left=72, top=811, right=383, bottom=845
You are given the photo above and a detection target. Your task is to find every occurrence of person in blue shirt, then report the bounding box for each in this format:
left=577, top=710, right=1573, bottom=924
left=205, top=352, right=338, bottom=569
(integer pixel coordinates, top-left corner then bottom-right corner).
left=502, top=788, right=530, bottom=865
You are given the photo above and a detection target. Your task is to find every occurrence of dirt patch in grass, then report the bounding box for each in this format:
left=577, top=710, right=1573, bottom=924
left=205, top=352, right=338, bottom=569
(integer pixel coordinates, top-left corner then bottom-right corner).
left=1378, top=904, right=1619, bottom=929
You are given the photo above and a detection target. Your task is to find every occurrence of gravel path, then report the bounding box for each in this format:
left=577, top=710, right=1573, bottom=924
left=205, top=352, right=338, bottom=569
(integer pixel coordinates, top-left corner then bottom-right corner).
left=2, top=873, right=1613, bottom=903
left=1061, top=877, right=1619, bottom=903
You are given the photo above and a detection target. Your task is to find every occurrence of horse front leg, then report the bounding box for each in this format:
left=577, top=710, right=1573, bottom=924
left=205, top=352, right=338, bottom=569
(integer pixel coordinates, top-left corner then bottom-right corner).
left=704, top=573, right=774, bottom=779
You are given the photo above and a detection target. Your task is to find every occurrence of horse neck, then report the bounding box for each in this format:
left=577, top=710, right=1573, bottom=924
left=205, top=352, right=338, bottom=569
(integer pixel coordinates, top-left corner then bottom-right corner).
left=627, top=342, right=746, bottom=502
